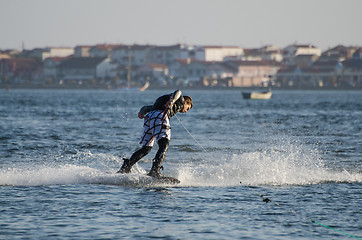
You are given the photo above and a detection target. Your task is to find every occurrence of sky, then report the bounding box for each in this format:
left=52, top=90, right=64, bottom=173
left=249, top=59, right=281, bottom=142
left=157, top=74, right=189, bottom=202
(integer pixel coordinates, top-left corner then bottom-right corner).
left=1, top=0, right=362, bottom=51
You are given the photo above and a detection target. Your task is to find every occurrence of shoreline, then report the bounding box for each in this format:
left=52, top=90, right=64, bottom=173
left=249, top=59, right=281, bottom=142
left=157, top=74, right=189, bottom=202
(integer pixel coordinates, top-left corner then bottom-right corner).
left=1, top=84, right=361, bottom=91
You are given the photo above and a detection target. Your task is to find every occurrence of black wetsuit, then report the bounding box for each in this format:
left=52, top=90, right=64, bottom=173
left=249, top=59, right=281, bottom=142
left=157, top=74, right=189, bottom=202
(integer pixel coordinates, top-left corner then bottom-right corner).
left=117, top=90, right=185, bottom=176
left=140, top=90, right=185, bottom=118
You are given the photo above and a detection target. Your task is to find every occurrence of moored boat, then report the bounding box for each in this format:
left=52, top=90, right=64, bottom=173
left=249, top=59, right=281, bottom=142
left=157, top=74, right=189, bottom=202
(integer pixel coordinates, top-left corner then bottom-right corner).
left=242, top=91, right=272, bottom=100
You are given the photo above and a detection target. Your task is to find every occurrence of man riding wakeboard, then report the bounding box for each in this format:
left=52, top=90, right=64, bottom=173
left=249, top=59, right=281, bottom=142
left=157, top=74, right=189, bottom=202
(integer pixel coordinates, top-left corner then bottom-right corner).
left=117, top=89, right=193, bottom=178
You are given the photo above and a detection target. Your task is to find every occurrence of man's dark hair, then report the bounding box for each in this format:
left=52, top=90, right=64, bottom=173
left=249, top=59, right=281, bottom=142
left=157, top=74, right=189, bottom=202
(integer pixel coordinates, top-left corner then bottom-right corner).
left=184, top=96, right=193, bottom=109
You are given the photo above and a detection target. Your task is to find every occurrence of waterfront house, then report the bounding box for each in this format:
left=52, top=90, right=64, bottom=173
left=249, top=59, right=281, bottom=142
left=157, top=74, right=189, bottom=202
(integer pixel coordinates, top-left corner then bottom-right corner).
left=275, top=60, right=343, bottom=88
left=294, top=54, right=320, bottom=68
left=341, top=58, right=362, bottom=87
left=112, top=44, right=155, bottom=67
left=185, top=60, right=208, bottom=85
left=22, top=47, right=74, bottom=61
left=42, top=47, right=74, bottom=60
left=167, top=59, right=189, bottom=84
left=138, top=63, right=169, bottom=85
left=243, top=45, right=283, bottom=62
left=190, top=45, right=244, bottom=62
left=96, top=58, right=118, bottom=79
left=74, top=45, right=92, bottom=57
left=57, top=57, right=106, bottom=85
left=89, top=44, right=122, bottom=58
left=0, top=51, right=11, bottom=59
left=148, top=44, right=184, bottom=65
left=0, top=58, right=42, bottom=84
left=226, top=60, right=281, bottom=87
left=352, top=47, right=362, bottom=59
left=320, top=45, right=358, bottom=62
left=168, top=58, right=237, bottom=86
left=43, top=57, right=69, bottom=84
left=283, top=44, right=321, bottom=66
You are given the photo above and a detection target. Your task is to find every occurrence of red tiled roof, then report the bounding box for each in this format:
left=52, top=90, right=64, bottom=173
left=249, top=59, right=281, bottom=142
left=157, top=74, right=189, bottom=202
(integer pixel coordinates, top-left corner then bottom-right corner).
left=1, top=58, right=41, bottom=71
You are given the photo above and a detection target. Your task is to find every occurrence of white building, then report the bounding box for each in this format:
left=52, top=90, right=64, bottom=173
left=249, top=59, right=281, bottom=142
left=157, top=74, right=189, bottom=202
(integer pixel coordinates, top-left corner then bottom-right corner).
left=112, top=45, right=154, bottom=67
left=74, top=45, right=92, bottom=57
left=181, top=45, right=244, bottom=62
left=96, top=58, right=118, bottom=79
left=148, top=44, right=183, bottom=65
left=43, top=57, right=68, bottom=79
left=196, top=46, right=244, bottom=62
left=41, top=47, right=74, bottom=60
left=283, top=44, right=321, bottom=65
left=23, top=47, right=74, bottom=60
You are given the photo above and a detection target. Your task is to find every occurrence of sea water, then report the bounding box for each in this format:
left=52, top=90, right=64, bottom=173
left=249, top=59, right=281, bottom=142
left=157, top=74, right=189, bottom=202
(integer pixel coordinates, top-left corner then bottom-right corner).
left=0, top=89, right=361, bottom=239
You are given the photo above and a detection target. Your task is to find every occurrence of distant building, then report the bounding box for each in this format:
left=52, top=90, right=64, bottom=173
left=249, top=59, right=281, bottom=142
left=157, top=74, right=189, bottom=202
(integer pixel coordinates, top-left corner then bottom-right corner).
left=148, top=44, right=183, bottom=65
left=320, top=45, right=358, bottom=62
left=22, top=47, right=74, bottom=60
left=74, top=45, right=92, bottom=57
left=243, top=45, right=283, bottom=62
left=259, top=45, right=283, bottom=62
left=96, top=58, right=118, bottom=79
left=283, top=44, right=321, bottom=66
left=0, top=58, right=42, bottom=84
left=352, top=47, right=362, bottom=59
left=0, top=49, right=21, bottom=57
left=184, top=60, right=208, bottom=85
left=42, top=47, right=74, bottom=60
left=294, top=54, right=319, bottom=68
left=43, top=57, right=69, bottom=83
left=226, top=60, right=281, bottom=87
left=112, top=44, right=155, bottom=67
left=89, top=44, right=122, bottom=58
left=167, top=59, right=234, bottom=86
left=0, top=50, right=13, bottom=59
left=57, top=57, right=106, bottom=85
left=185, top=45, right=244, bottom=62
left=275, top=60, right=344, bottom=88
left=276, top=45, right=361, bottom=88
left=242, top=48, right=263, bottom=61
left=3, top=42, right=361, bottom=89
left=168, top=59, right=190, bottom=83
left=138, top=63, right=169, bottom=85
left=342, top=59, right=362, bottom=87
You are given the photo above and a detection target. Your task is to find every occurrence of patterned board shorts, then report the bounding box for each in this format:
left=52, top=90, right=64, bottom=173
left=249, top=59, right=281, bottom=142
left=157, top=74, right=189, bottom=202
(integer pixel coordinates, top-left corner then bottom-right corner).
left=139, top=110, right=171, bottom=147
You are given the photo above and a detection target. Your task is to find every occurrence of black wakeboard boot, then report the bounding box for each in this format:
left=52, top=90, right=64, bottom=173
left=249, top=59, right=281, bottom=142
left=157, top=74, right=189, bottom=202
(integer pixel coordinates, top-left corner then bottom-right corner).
left=117, top=146, right=152, bottom=173
left=148, top=138, right=169, bottom=178
left=117, top=158, right=132, bottom=174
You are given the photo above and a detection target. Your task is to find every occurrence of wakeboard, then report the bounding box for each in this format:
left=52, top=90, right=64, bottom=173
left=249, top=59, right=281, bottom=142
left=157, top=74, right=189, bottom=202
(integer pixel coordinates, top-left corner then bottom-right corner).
left=149, top=176, right=180, bottom=185
left=116, top=171, right=180, bottom=185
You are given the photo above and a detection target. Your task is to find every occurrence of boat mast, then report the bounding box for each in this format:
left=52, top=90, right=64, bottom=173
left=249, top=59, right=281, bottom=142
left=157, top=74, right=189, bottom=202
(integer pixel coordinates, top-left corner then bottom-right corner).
left=127, top=47, right=132, bottom=88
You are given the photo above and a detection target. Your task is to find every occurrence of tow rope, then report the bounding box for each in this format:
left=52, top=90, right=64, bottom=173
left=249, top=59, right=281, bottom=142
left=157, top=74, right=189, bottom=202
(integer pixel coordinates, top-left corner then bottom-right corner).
left=260, top=194, right=361, bottom=239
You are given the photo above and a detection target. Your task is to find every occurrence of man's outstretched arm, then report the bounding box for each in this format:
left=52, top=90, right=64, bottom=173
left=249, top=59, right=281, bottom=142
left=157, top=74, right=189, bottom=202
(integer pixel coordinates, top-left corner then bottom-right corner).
left=138, top=105, right=152, bottom=119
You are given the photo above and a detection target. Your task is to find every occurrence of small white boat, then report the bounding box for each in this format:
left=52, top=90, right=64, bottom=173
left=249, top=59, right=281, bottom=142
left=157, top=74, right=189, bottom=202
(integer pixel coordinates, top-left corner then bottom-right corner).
left=138, top=81, right=149, bottom=92
left=242, top=91, right=272, bottom=100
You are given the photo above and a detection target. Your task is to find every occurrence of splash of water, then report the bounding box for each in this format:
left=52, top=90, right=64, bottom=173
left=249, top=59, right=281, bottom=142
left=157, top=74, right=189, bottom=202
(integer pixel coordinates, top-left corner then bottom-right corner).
left=177, top=140, right=361, bottom=187
left=1, top=140, right=361, bottom=187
